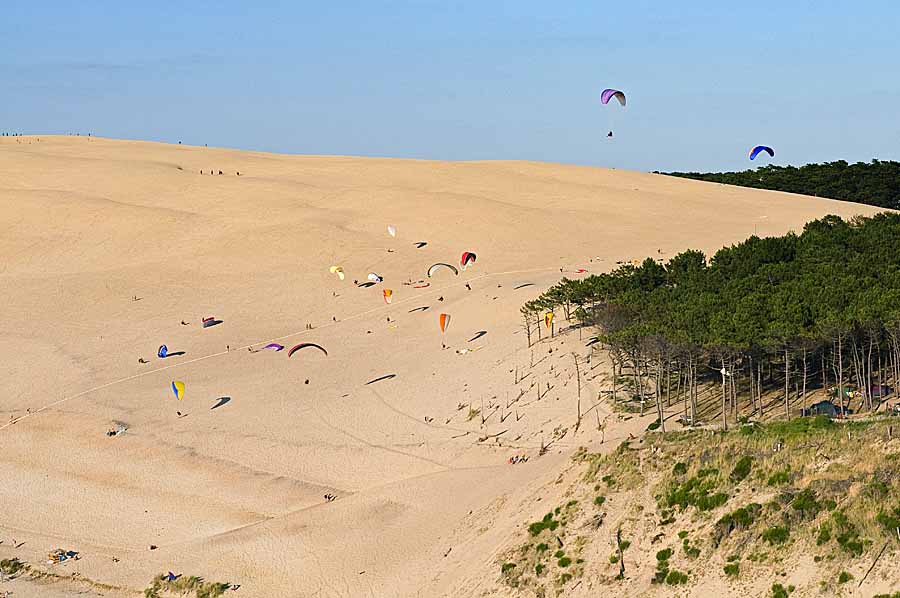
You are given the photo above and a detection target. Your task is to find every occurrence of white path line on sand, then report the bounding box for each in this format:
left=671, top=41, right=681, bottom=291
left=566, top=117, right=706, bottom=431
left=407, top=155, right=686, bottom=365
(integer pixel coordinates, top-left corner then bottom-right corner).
left=0, top=265, right=563, bottom=434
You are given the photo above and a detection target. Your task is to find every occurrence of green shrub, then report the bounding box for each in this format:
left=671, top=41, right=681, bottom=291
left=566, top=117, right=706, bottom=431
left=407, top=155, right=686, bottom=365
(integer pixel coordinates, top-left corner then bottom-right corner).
left=609, top=554, right=619, bottom=564
left=866, top=480, right=890, bottom=498
left=729, top=456, right=753, bottom=483
left=696, top=492, right=728, bottom=511
left=836, top=533, right=864, bottom=556
left=594, top=495, right=606, bottom=506
left=677, top=530, right=689, bottom=539
left=557, top=557, right=572, bottom=567
left=816, top=523, right=832, bottom=545
left=528, top=513, right=560, bottom=536
left=673, top=462, right=688, bottom=475
left=767, top=470, right=790, bottom=486
left=875, top=506, right=900, bottom=536
left=501, top=562, right=517, bottom=574
left=771, top=583, right=789, bottom=598
left=682, top=537, right=700, bottom=558
left=0, top=558, right=25, bottom=576
left=554, top=550, right=565, bottom=559
left=723, top=563, right=739, bottom=577
left=762, top=526, right=790, bottom=545
left=535, top=563, right=545, bottom=575
left=833, top=511, right=865, bottom=556
left=838, top=571, right=853, bottom=584
left=715, top=503, right=762, bottom=544
left=536, top=543, right=549, bottom=552
left=791, top=489, right=821, bottom=520
left=656, top=548, right=673, bottom=562
left=666, top=570, right=689, bottom=585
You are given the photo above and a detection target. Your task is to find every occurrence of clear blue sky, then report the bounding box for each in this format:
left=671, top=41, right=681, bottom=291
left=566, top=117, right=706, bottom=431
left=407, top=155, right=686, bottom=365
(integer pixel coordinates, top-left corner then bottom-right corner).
left=3, top=1, right=898, bottom=171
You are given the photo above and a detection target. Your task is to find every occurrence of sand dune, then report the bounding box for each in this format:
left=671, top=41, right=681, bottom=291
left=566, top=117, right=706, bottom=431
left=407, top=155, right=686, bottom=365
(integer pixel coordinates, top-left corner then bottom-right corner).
left=0, top=136, right=881, bottom=597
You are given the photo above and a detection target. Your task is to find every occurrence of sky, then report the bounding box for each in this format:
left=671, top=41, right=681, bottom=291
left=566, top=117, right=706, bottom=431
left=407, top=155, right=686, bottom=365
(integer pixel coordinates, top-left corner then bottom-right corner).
left=2, top=1, right=899, bottom=172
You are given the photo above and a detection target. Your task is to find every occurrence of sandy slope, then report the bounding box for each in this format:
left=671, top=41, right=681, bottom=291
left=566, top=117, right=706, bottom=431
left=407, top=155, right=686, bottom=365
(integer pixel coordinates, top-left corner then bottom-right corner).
left=0, top=136, right=881, bottom=597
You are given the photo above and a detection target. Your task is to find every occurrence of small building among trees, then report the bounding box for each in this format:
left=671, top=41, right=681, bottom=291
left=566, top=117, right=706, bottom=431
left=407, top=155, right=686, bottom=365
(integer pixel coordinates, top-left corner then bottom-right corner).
left=800, top=400, right=844, bottom=418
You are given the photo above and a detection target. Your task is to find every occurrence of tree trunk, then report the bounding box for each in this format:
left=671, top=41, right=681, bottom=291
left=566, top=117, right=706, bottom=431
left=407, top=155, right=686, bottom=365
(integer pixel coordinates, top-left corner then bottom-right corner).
left=838, top=334, right=845, bottom=417
left=655, top=359, right=666, bottom=433
left=731, top=362, right=738, bottom=421
left=802, top=347, right=808, bottom=412
left=523, top=316, right=532, bottom=348
left=632, top=354, right=643, bottom=416
left=611, top=355, right=618, bottom=404
left=867, top=334, right=875, bottom=410
left=665, top=361, right=671, bottom=408
left=758, top=362, right=764, bottom=418
left=784, top=348, right=790, bottom=419
left=721, top=357, right=728, bottom=431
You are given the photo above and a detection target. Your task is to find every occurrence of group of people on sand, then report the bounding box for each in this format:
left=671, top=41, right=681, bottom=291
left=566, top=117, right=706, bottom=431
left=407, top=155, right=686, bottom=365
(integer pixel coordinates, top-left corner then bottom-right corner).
left=508, top=454, right=529, bottom=465
left=199, top=169, right=241, bottom=176
left=323, top=493, right=337, bottom=502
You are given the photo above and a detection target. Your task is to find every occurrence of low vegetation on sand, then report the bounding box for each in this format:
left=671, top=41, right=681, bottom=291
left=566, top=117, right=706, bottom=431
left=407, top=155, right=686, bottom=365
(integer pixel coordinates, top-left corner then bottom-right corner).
left=499, top=416, right=900, bottom=595
left=0, top=558, right=27, bottom=576
left=144, top=574, right=232, bottom=598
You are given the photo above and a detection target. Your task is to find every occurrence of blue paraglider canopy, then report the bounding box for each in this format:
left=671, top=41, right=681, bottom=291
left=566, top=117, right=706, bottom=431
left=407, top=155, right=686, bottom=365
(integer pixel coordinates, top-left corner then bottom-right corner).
left=157, top=345, right=168, bottom=358
left=749, top=145, right=774, bottom=160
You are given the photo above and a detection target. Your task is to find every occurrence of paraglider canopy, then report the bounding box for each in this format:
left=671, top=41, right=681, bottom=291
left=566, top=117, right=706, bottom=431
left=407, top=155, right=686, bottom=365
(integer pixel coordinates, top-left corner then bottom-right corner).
left=171, top=380, right=185, bottom=400
left=288, top=343, right=328, bottom=358
left=749, top=145, right=774, bottom=160
left=427, top=263, right=459, bottom=278
left=439, top=313, right=451, bottom=333
left=263, top=343, right=284, bottom=351
left=158, top=345, right=168, bottom=358
left=387, top=225, right=397, bottom=237
left=544, top=312, right=554, bottom=329
left=367, top=272, right=383, bottom=283
left=383, top=289, right=393, bottom=304
left=601, top=89, right=626, bottom=106
left=329, top=265, right=345, bottom=281
left=460, top=252, right=477, bottom=269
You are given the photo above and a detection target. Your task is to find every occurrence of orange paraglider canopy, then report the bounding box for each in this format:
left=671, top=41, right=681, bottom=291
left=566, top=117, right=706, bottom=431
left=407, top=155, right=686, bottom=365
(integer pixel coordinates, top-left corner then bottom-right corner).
left=439, top=313, right=451, bottom=333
